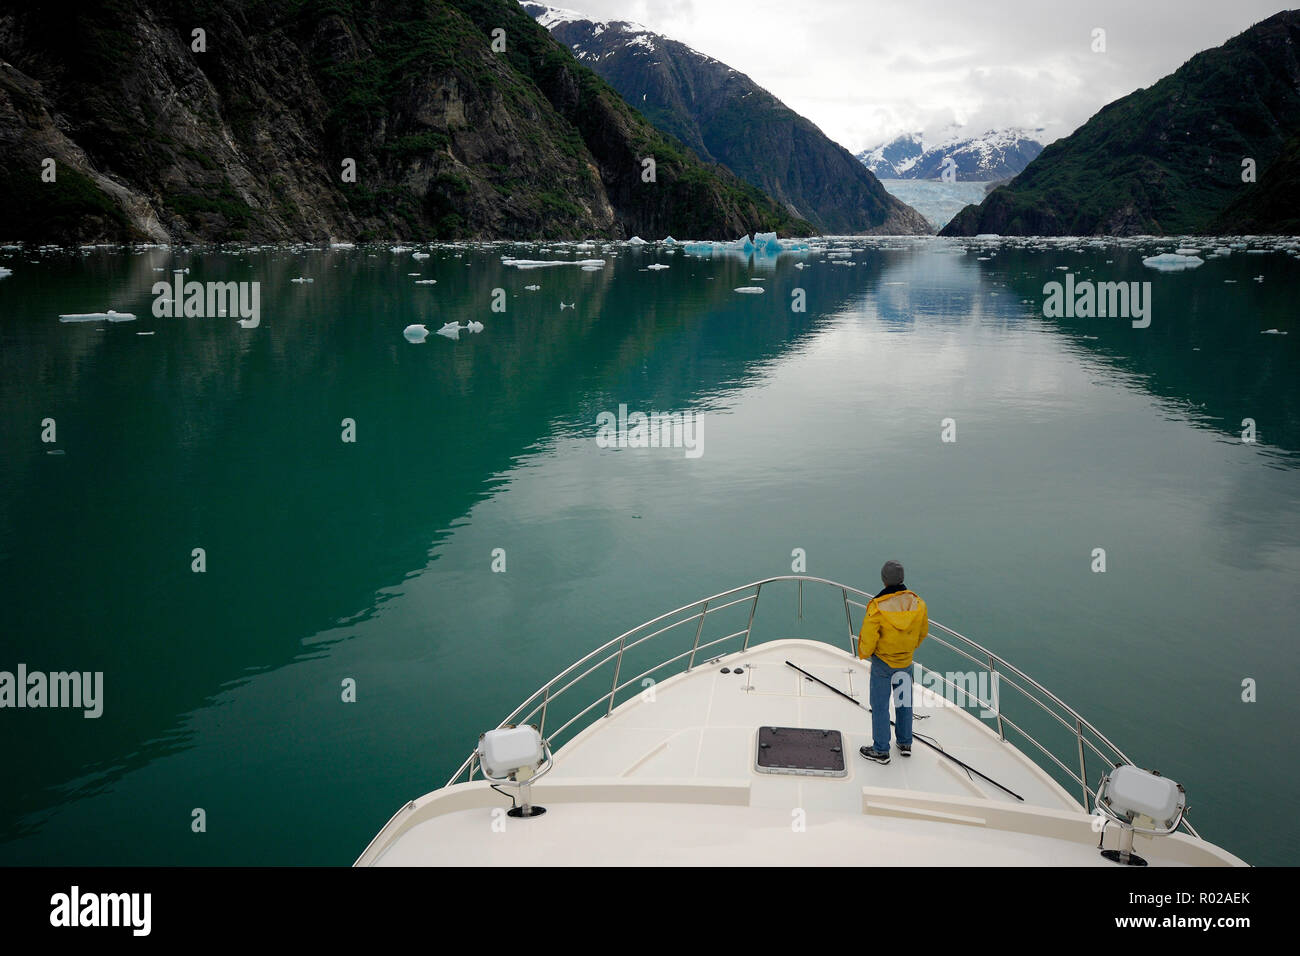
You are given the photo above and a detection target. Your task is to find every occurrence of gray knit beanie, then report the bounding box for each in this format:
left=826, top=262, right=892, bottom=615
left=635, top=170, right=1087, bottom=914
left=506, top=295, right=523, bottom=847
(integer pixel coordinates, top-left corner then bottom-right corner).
left=881, top=560, right=905, bottom=587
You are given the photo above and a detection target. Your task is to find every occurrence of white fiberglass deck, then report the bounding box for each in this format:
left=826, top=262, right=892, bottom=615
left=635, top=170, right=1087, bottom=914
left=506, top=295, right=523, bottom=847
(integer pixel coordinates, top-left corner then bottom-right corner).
left=359, top=639, right=1245, bottom=866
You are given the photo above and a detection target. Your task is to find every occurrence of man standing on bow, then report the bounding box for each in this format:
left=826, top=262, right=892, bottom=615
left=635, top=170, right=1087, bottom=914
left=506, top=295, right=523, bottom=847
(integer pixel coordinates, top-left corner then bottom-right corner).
left=857, top=560, right=928, bottom=765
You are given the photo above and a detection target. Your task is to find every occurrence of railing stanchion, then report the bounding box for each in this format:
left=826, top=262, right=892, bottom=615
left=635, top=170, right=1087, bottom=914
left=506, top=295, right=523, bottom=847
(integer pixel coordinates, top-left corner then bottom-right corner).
left=687, top=602, right=709, bottom=671
left=741, top=584, right=761, bottom=651
left=989, top=653, right=1004, bottom=740
left=607, top=634, right=627, bottom=716
left=539, top=684, right=550, bottom=738
left=1076, top=717, right=1089, bottom=810
left=798, top=580, right=803, bottom=619
left=842, top=588, right=854, bottom=653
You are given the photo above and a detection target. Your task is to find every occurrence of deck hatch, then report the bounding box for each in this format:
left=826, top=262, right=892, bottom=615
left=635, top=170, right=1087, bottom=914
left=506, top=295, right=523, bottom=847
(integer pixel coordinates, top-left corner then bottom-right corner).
left=755, top=726, right=847, bottom=777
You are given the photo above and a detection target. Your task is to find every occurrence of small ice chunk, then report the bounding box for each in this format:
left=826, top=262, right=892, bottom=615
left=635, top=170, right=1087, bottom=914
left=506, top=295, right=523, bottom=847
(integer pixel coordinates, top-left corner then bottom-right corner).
left=628, top=236, right=646, bottom=245
left=466, top=321, right=484, bottom=333
left=136, top=331, right=155, bottom=336
left=1175, top=247, right=1201, bottom=255
left=436, top=322, right=461, bottom=339
left=59, top=310, right=136, bottom=322
left=1261, top=329, right=1288, bottom=335
left=290, top=276, right=314, bottom=283
left=663, top=236, right=676, bottom=244
left=1142, top=253, right=1203, bottom=271
left=646, top=263, right=669, bottom=270
left=404, top=324, right=429, bottom=342
left=414, top=279, right=437, bottom=284
left=734, top=287, right=765, bottom=294
left=412, top=252, right=430, bottom=259
left=581, top=265, right=602, bottom=271
left=502, top=258, right=604, bottom=269
left=524, top=285, right=540, bottom=291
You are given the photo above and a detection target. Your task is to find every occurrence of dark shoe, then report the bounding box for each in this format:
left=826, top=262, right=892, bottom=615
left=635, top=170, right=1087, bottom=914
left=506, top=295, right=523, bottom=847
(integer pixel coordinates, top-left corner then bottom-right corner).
left=899, top=744, right=912, bottom=757
left=859, top=746, right=891, bottom=765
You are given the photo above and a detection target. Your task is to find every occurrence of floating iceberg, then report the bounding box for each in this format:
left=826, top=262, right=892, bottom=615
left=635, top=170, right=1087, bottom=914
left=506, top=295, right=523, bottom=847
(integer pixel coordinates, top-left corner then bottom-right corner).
left=1142, top=253, right=1203, bottom=272
left=502, top=258, right=605, bottom=269
left=0, top=267, right=11, bottom=278
left=1262, top=329, right=1288, bottom=335
left=466, top=321, right=483, bottom=333
left=663, top=236, right=676, bottom=244
left=59, top=310, right=136, bottom=322
left=628, top=236, right=647, bottom=245
left=436, top=322, right=461, bottom=339
left=404, top=324, right=429, bottom=343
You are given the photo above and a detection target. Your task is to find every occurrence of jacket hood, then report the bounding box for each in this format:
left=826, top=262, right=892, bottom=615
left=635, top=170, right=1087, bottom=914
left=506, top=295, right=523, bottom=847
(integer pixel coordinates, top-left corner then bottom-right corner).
left=874, top=590, right=924, bottom=628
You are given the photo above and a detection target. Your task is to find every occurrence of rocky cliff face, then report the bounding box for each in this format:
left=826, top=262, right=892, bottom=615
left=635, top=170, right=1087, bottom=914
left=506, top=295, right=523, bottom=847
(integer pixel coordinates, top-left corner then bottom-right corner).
left=523, top=2, right=928, bottom=235
left=942, top=11, right=1300, bottom=237
left=0, top=0, right=812, bottom=242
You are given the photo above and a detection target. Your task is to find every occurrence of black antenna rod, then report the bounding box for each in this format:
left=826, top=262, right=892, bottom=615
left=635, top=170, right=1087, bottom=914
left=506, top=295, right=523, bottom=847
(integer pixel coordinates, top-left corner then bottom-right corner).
left=785, top=659, right=1025, bottom=802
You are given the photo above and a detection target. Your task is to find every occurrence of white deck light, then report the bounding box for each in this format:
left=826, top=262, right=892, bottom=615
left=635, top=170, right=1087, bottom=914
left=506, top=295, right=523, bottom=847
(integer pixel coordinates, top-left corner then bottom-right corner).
left=1096, top=765, right=1187, bottom=866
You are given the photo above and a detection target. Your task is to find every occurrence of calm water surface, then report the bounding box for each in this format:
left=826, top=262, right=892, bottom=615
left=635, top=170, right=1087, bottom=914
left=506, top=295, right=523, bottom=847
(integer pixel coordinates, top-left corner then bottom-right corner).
left=1, top=238, right=1297, bottom=865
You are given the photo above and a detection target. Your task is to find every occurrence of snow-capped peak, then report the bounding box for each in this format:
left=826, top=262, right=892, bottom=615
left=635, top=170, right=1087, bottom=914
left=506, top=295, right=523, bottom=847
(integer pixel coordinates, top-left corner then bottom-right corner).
left=858, top=127, right=1045, bottom=181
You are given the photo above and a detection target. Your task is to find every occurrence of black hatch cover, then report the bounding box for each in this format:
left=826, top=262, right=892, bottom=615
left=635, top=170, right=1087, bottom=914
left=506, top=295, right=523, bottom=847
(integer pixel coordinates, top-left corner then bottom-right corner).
left=755, top=726, right=847, bottom=777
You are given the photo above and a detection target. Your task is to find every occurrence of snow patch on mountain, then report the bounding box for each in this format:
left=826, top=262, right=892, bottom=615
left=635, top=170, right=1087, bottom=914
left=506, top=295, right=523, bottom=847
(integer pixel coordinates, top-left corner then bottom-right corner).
left=858, top=128, right=1044, bottom=181
left=524, top=3, right=653, bottom=44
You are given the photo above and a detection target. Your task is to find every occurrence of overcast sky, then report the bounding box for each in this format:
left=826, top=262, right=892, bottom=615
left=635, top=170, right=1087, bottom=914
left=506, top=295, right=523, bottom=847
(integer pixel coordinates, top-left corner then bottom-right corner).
left=542, top=1, right=1296, bottom=152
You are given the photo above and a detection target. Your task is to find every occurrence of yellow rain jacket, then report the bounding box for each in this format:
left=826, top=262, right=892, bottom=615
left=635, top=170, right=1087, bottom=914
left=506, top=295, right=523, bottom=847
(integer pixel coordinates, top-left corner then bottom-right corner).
left=857, top=589, right=929, bottom=668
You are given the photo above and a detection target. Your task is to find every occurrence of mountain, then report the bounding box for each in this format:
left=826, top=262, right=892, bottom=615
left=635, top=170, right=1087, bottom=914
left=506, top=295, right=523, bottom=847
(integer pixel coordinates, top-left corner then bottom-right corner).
left=522, top=3, right=929, bottom=235
left=857, top=129, right=1044, bottom=180
left=0, top=0, right=813, bottom=243
left=943, top=11, right=1300, bottom=236
left=857, top=133, right=924, bottom=179
left=1211, top=132, right=1300, bottom=234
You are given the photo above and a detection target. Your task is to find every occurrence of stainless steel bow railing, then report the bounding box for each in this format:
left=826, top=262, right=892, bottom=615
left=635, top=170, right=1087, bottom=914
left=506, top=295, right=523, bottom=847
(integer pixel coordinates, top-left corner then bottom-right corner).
left=444, top=574, right=1199, bottom=838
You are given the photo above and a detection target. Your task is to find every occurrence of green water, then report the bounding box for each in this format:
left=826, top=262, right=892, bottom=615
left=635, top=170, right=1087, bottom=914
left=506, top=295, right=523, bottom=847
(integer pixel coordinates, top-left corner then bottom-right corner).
left=0, top=240, right=1297, bottom=866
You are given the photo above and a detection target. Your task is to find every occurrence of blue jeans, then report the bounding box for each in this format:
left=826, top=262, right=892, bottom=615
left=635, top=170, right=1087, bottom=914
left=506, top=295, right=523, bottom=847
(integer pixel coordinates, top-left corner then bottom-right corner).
left=869, top=657, right=913, bottom=753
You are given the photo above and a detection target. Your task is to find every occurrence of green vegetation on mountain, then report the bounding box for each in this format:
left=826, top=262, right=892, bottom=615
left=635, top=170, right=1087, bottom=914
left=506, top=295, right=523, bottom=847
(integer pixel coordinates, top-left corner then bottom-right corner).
left=0, top=0, right=811, bottom=242
left=526, top=3, right=928, bottom=234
